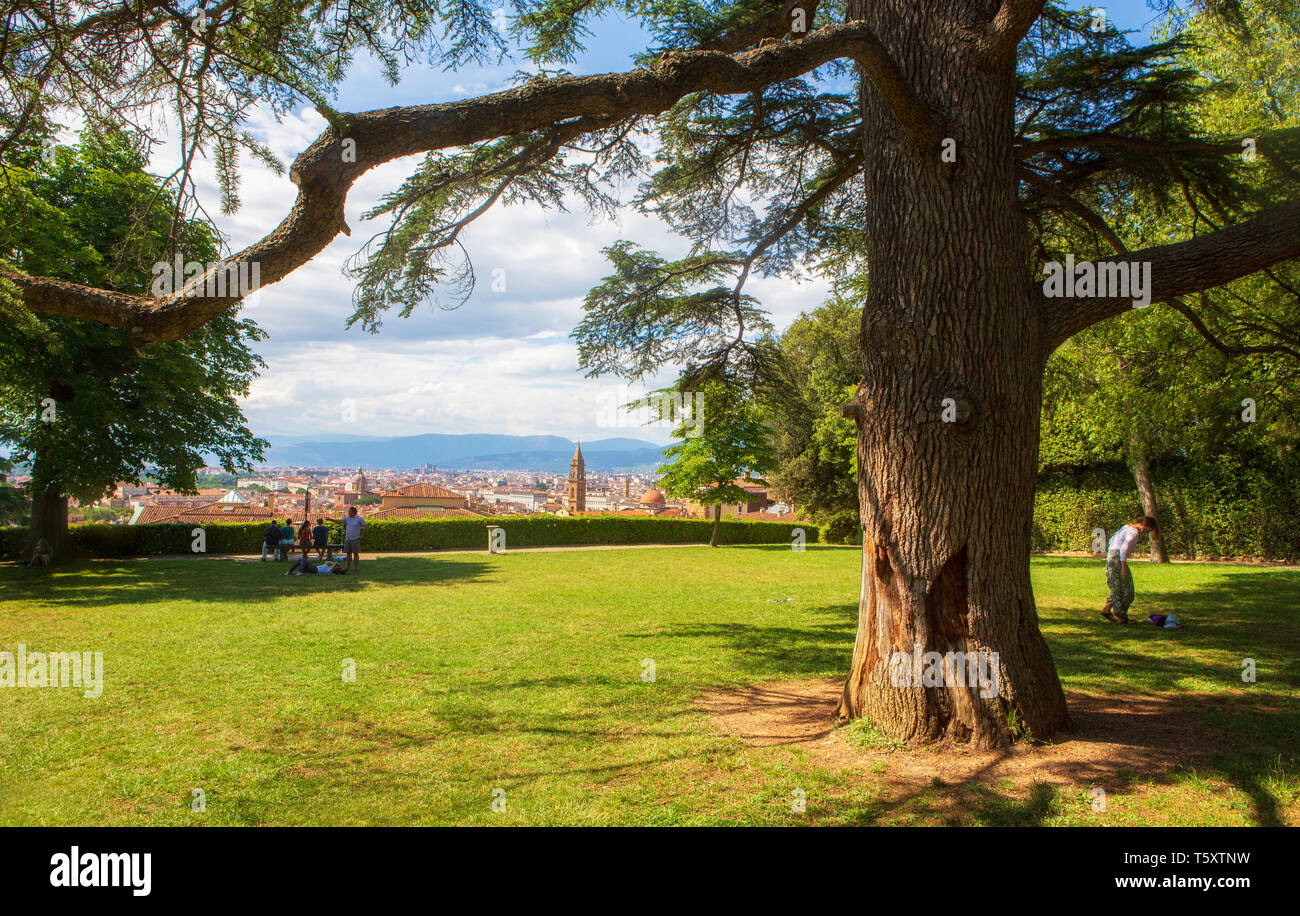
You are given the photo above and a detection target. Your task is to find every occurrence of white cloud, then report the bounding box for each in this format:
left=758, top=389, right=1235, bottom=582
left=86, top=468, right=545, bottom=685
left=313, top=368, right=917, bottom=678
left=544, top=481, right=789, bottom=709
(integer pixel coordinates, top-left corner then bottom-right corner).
left=137, top=20, right=831, bottom=451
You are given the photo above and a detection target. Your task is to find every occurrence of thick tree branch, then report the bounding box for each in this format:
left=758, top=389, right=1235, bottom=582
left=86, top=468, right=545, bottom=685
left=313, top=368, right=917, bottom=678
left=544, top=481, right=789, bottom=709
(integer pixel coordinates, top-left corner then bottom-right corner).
left=983, top=0, right=1047, bottom=69
left=0, top=272, right=146, bottom=326
left=4, top=19, right=938, bottom=344
left=1041, top=198, right=1300, bottom=352
left=700, top=0, right=821, bottom=53
left=1018, top=125, right=1300, bottom=167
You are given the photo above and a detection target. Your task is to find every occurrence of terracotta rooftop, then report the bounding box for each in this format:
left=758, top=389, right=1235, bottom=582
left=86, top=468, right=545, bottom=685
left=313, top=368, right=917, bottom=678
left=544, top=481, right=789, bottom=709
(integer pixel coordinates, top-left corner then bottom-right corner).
left=382, top=483, right=463, bottom=499
left=134, top=502, right=280, bottom=525
left=362, top=506, right=486, bottom=519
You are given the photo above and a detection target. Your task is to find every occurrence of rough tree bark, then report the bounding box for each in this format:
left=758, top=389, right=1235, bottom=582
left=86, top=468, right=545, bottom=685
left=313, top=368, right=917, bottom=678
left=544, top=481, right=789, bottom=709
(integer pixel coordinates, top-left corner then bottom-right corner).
left=836, top=0, right=1068, bottom=748
left=26, top=475, right=69, bottom=562
left=710, top=504, right=722, bottom=548
left=1128, top=434, right=1168, bottom=563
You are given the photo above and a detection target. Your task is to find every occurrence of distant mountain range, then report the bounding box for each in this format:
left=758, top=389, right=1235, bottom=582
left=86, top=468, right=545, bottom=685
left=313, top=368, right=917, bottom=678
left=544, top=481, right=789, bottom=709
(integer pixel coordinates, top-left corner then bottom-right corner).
left=260, top=433, right=672, bottom=473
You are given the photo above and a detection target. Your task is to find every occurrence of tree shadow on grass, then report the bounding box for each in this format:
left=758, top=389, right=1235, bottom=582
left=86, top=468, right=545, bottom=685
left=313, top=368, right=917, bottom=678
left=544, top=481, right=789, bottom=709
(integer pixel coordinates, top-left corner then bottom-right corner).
left=1041, top=570, right=1298, bottom=727
left=701, top=677, right=1295, bottom=825
left=853, top=766, right=1063, bottom=826
left=967, top=564, right=1300, bottom=825
left=963, top=780, right=1060, bottom=826
left=933, top=698, right=1290, bottom=825
left=834, top=692, right=1295, bottom=825
left=0, top=555, right=494, bottom=607
left=624, top=602, right=859, bottom=679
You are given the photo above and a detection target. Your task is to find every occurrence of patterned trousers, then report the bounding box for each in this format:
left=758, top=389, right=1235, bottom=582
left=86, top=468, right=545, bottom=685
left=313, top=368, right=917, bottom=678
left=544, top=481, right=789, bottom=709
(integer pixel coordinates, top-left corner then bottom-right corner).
left=1106, top=550, right=1135, bottom=620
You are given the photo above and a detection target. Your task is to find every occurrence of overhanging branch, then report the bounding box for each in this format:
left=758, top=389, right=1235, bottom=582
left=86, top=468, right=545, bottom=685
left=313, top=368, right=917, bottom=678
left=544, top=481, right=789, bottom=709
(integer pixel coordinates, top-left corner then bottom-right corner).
left=1017, top=125, right=1300, bottom=169
left=1040, top=198, right=1300, bottom=352
left=4, top=18, right=937, bottom=344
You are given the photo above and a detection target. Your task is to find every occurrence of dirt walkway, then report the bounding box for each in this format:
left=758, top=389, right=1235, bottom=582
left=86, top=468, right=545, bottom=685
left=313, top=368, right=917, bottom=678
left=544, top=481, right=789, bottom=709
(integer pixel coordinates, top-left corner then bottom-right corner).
left=697, top=677, right=1239, bottom=799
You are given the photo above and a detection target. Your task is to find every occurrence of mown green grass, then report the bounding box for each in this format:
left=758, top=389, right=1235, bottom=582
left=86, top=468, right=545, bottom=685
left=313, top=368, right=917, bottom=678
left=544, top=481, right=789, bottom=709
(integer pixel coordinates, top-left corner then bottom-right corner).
left=0, top=547, right=1294, bottom=825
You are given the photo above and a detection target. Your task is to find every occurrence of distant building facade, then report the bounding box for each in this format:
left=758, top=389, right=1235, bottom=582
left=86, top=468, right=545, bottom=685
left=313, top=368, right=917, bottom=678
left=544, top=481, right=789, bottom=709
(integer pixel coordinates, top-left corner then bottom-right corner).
left=378, top=483, right=468, bottom=511
left=565, top=445, right=586, bottom=512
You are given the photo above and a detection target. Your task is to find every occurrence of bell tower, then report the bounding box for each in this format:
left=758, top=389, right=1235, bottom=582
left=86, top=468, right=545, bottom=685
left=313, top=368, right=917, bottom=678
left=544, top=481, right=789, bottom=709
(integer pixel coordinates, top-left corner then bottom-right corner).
left=565, top=444, right=586, bottom=512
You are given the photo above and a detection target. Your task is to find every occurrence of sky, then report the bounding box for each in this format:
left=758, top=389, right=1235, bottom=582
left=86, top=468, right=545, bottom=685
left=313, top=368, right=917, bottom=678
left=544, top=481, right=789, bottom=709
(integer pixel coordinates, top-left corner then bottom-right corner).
left=173, top=1, right=1169, bottom=447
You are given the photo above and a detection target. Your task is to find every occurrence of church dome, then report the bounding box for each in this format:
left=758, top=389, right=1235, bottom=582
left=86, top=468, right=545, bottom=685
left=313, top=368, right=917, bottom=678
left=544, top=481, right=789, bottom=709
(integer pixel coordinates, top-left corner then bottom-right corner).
left=639, top=488, right=666, bottom=506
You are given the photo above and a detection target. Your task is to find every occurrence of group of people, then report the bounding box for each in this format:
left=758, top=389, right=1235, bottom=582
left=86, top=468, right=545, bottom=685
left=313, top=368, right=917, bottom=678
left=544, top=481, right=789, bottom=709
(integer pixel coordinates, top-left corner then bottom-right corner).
left=262, top=505, right=368, bottom=576
left=261, top=517, right=328, bottom=561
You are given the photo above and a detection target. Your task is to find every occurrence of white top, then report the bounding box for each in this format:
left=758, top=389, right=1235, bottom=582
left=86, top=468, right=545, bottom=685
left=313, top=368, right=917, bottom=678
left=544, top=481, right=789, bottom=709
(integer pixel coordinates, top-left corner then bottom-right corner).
left=343, top=515, right=367, bottom=539
left=316, top=565, right=334, bottom=575
left=1108, top=525, right=1141, bottom=560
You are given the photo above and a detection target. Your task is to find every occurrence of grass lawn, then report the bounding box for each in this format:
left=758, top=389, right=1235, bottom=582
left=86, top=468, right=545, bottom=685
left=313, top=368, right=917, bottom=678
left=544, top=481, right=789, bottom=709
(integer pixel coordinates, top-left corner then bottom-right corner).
left=0, top=546, right=1295, bottom=826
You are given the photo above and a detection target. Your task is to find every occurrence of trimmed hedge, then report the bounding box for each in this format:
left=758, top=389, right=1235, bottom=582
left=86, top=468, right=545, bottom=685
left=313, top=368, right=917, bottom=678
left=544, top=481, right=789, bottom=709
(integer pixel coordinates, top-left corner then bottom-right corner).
left=1033, top=459, right=1300, bottom=561
left=809, top=458, right=1300, bottom=561
left=0, top=526, right=27, bottom=559
left=0, top=515, right=819, bottom=559
left=8, top=456, right=1293, bottom=560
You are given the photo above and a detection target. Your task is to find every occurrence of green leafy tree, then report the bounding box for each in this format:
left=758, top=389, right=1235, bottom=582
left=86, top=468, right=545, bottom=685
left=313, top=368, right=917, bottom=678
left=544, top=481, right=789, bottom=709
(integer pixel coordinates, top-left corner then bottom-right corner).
left=762, top=294, right=860, bottom=533
left=1041, top=0, right=1300, bottom=563
left=0, top=131, right=266, bottom=557
left=658, top=382, right=776, bottom=547
left=1042, top=294, right=1300, bottom=562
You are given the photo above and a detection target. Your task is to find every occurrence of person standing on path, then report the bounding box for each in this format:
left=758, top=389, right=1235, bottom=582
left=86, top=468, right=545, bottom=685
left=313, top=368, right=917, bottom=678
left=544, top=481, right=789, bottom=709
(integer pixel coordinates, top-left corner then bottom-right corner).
left=342, top=506, right=368, bottom=574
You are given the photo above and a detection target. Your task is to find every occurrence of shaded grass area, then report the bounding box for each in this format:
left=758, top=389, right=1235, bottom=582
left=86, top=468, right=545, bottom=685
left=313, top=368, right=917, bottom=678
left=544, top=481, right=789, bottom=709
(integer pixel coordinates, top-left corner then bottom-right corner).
left=0, top=548, right=1294, bottom=825
left=1024, top=557, right=1299, bottom=827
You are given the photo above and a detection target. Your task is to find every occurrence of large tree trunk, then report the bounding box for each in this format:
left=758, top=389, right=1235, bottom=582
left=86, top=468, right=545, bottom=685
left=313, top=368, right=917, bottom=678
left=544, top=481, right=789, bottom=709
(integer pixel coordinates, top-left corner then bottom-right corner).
left=836, top=0, right=1068, bottom=748
left=27, top=478, right=70, bottom=563
left=709, top=504, right=721, bottom=548
left=1128, top=434, right=1169, bottom=563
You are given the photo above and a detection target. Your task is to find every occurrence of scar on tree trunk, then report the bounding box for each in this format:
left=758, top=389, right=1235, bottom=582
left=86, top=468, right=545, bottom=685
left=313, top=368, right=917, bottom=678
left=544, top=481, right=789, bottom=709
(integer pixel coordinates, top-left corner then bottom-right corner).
left=837, top=534, right=1028, bottom=750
